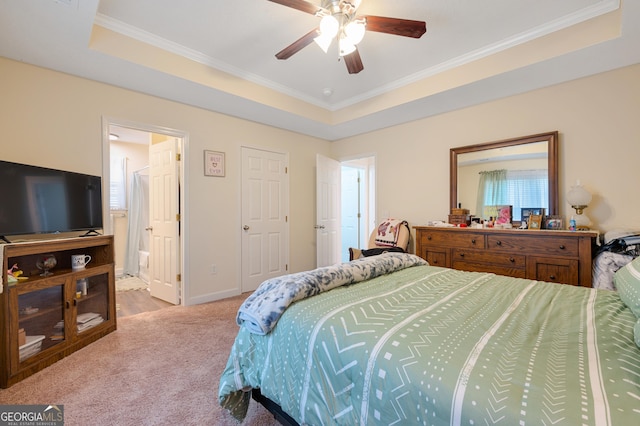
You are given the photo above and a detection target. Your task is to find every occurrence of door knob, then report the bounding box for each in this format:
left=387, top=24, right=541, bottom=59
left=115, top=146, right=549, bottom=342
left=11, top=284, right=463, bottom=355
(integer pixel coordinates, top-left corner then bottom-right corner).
left=243, top=225, right=250, bottom=231
left=145, top=226, right=153, bottom=231
left=314, top=225, right=325, bottom=229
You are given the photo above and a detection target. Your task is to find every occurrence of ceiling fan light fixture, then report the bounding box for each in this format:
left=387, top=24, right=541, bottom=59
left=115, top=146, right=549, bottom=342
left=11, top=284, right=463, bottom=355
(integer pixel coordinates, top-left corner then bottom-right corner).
left=344, top=19, right=366, bottom=45
left=314, top=33, right=333, bottom=53
left=338, top=36, right=356, bottom=56
left=319, top=14, right=339, bottom=39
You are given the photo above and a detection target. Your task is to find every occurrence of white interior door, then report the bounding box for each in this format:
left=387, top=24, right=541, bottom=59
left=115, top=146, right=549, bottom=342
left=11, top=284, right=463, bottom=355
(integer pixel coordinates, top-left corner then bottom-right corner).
left=241, top=147, right=289, bottom=292
left=316, top=154, right=341, bottom=267
left=149, top=138, right=180, bottom=304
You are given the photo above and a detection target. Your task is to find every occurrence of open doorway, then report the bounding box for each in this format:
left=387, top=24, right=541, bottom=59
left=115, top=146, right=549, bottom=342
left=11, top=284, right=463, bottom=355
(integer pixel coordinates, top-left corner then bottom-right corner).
left=102, top=119, right=185, bottom=308
left=340, top=156, right=375, bottom=262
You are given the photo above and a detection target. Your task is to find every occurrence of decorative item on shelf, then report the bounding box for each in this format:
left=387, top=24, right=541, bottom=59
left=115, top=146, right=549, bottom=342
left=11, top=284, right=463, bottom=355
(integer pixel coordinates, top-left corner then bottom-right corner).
left=451, top=207, right=469, bottom=216
left=449, top=204, right=471, bottom=225
left=35, top=254, right=57, bottom=277
left=528, top=214, right=543, bottom=230
left=566, top=180, right=592, bottom=230
left=6, top=263, right=27, bottom=284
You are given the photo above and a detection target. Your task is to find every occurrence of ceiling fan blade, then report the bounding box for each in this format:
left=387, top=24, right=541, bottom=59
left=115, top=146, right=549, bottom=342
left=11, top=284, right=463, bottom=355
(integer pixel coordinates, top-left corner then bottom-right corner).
left=344, top=48, right=364, bottom=74
left=363, top=15, right=426, bottom=38
left=275, top=28, right=320, bottom=60
left=267, top=0, right=322, bottom=15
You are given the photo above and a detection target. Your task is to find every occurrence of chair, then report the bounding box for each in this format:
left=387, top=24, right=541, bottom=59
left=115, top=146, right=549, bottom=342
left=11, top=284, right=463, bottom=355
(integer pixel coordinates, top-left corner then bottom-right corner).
left=349, top=220, right=410, bottom=261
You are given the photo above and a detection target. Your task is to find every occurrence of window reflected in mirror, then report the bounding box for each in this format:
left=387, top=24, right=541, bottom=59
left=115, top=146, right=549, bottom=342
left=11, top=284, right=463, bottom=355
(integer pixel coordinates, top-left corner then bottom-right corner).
left=458, top=141, right=548, bottom=221
left=450, top=132, right=558, bottom=224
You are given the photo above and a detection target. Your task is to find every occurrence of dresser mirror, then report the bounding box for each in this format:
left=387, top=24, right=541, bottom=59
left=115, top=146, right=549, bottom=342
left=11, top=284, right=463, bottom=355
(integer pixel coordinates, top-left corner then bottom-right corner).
left=450, top=131, right=559, bottom=222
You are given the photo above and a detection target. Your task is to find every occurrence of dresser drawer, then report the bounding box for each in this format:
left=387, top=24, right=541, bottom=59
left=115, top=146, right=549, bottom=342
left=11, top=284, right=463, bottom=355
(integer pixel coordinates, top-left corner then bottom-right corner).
left=424, top=250, right=448, bottom=267
left=452, top=260, right=527, bottom=278
left=486, top=235, right=579, bottom=257
left=452, top=249, right=526, bottom=268
left=528, top=256, right=579, bottom=285
left=419, top=230, right=484, bottom=249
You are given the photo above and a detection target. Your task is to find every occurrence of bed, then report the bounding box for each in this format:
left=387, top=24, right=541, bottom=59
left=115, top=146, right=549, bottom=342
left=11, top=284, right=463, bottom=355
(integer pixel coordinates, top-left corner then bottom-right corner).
left=219, top=252, right=640, bottom=425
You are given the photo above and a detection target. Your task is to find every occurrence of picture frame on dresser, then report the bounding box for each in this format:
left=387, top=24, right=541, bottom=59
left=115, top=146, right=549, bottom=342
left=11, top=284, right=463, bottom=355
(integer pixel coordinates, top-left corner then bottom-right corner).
left=521, top=207, right=545, bottom=223
left=528, top=214, right=543, bottom=230
left=544, top=215, right=564, bottom=230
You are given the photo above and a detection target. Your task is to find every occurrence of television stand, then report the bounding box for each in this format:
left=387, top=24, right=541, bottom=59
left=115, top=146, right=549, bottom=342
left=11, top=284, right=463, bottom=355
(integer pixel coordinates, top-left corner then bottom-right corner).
left=1, top=235, right=116, bottom=388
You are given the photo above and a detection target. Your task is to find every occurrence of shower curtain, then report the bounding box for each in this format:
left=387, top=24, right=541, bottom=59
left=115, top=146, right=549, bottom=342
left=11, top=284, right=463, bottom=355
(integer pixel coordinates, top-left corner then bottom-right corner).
left=123, top=172, right=149, bottom=276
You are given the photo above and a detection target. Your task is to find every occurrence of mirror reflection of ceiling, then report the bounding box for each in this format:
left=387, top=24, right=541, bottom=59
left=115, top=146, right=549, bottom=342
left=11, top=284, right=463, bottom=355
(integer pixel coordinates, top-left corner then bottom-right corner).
left=458, top=142, right=548, bottom=167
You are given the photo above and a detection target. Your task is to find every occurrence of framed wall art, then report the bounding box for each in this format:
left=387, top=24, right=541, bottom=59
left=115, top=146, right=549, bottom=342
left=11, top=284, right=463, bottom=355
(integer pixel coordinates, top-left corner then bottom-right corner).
left=204, top=150, right=225, bottom=177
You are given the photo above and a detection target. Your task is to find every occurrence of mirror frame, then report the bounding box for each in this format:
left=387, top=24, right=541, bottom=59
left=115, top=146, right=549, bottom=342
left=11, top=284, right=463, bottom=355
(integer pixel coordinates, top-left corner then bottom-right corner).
left=450, top=131, right=559, bottom=218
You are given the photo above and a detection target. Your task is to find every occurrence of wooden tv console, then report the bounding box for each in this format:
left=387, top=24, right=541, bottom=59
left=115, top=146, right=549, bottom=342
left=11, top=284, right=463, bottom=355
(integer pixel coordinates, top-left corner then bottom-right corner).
left=1, top=235, right=116, bottom=388
left=414, top=226, right=598, bottom=287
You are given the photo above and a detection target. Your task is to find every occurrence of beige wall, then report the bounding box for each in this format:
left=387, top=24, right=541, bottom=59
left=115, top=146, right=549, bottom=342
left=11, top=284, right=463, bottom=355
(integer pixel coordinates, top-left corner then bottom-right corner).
left=332, top=64, right=640, bottom=236
left=0, top=57, right=331, bottom=304
left=2, top=57, right=639, bottom=303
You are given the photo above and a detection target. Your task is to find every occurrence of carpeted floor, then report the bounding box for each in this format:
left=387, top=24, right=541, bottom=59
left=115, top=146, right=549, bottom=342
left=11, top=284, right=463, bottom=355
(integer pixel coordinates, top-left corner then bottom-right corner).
left=0, top=294, right=279, bottom=425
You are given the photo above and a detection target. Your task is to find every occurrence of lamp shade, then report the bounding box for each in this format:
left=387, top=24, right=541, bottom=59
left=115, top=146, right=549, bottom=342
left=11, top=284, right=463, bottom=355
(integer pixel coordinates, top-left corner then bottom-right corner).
left=344, top=20, right=366, bottom=45
left=339, top=36, right=356, bottom=56
left=566, top=180, right=592, bottom=208
left=314, top=33, right=333, bottom=53
left=319, top=15, right=339, bottom=39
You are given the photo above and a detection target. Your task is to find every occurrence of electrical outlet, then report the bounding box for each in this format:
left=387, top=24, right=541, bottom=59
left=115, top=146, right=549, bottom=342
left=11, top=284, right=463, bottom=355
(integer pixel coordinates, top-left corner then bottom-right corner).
left=211, top=264, right=217, bottom=275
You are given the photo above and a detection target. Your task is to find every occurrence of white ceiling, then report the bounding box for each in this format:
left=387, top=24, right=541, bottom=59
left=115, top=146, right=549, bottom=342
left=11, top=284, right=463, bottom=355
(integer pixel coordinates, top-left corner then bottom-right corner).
left=1, top=0, right=638, bottom=141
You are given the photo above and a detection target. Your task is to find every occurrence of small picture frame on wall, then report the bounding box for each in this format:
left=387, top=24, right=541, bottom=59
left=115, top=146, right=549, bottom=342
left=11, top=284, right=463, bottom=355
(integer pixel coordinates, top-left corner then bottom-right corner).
left=544, top=215, right=564, bottom=230
left=204, top=150, right=225, bottom=177
left=528, top=214, right=543, bottom=230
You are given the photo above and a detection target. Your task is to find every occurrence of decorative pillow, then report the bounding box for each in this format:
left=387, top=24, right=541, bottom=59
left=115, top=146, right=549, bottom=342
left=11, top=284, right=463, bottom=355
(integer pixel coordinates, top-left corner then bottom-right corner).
left=614, top=255, right=640, bottom=318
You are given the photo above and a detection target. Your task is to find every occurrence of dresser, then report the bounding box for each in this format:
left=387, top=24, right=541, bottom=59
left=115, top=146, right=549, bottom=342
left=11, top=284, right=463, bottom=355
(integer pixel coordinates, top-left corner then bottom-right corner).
left=414, top=226, right=598, bottom=287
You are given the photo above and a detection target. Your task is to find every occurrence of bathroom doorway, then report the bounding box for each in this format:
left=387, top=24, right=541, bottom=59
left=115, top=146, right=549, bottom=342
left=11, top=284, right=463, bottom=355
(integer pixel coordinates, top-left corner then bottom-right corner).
left=103, top=119, right=185, bottom=306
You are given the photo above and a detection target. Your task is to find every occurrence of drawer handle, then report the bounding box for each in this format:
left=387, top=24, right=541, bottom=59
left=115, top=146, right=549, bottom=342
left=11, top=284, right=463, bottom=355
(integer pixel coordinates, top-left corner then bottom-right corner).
left=459, top=253, right=465, bottom=257
left=496, top=241, right=502, bottom=246
left=433, top=260, right=438, bottom=264
left=559, top=245, right=565, bottom=250
left=427, top=236, right=432, bottom=241
left=471, top=239, right=476, bottom=244
left=549, top=275, right=556, bottom=280
left=509, top=257, right=515, bottom=263
left=66, top=300, right=70, bottom=309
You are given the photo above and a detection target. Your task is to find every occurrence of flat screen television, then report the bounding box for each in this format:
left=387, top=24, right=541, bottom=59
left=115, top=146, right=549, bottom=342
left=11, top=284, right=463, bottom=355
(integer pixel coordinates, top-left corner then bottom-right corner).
left=0, top=160, right=103, bottom=242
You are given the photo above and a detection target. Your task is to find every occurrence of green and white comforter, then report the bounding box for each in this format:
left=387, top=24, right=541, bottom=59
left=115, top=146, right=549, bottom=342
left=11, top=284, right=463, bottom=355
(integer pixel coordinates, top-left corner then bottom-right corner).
left=219, top=260, right=640, bottom=425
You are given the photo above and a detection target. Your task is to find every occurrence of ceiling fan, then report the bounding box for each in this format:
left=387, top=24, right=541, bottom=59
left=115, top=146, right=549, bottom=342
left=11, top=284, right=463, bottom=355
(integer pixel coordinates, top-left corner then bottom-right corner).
left=268, top=0, right=427, bottom=74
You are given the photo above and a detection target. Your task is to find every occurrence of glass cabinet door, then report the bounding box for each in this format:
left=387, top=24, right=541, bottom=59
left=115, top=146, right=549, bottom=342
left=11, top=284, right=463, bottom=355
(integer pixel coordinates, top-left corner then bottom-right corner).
left=16, top=282, right=66, bottom=366
left=75, top=272, right=110, bottom=335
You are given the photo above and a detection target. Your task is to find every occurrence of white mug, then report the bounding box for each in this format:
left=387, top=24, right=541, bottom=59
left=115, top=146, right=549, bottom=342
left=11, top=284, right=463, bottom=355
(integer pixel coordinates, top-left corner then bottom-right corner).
left=71, top=254, right=92, bottom=270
